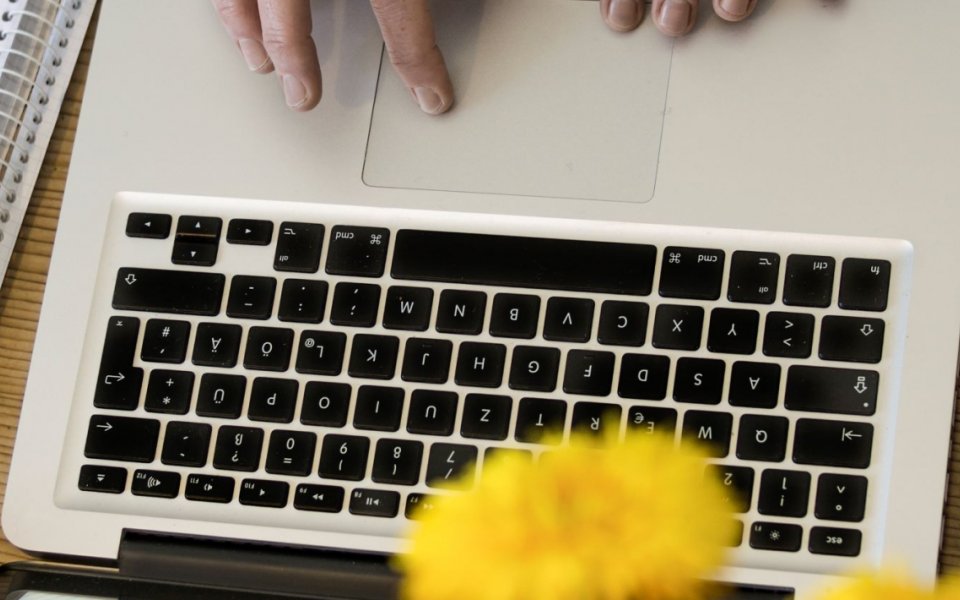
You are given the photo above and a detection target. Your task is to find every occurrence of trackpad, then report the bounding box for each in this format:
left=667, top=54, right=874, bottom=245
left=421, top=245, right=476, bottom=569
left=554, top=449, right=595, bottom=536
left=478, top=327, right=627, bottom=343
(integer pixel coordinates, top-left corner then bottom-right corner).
left=363, top=0, right=673, bottom=204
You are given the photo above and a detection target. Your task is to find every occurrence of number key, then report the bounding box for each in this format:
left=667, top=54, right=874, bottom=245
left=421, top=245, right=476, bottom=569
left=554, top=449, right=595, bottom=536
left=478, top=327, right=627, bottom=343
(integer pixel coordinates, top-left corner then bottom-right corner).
left=265, top=430, right=317, bottom=476
left=318, top=435, right=370, bottom=481
left=372, top=439, right=424, bottom=485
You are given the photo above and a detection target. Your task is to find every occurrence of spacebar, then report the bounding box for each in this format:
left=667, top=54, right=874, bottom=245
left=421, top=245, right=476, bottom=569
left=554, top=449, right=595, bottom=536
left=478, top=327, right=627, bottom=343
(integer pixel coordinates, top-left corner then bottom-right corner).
left=112, top=267, right=226, bottom=316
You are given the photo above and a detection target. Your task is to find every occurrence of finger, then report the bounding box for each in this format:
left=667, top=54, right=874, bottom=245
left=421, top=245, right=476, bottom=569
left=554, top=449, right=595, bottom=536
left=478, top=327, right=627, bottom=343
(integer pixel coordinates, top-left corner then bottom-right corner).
left=370, top=0, right=454, bottom=115
left=599, top=0, right=645, bottom=33
left=258, top=0, right=322, bottom=111
left=713, top=0, right=758, bottom=22
left=211, top=0, right=274, bottom=73
left=652, top=0, right=699, bottom=36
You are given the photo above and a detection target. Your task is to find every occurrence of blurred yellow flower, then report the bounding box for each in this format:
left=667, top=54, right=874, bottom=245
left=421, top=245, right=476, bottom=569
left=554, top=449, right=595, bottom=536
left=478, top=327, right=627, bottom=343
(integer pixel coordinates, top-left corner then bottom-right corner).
left=397, top=432, right=736, bottom=600
left=814, top=572, right=960, bottom=600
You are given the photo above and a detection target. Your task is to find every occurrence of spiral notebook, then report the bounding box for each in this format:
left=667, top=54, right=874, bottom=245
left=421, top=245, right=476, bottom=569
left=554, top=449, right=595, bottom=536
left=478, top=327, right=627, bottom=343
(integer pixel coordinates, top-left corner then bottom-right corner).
left=0, top=0, right=95, bottom=284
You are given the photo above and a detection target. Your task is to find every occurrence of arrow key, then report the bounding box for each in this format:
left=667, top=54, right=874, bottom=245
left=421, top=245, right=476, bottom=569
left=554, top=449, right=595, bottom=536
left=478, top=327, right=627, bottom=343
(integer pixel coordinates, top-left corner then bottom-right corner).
left=239, top=479, right=289, bottom=508
left=172, top=241, right=219, bottom=267
left=126, top=213, right=172, bottom=239
left=227, top=219, right=273, bottom=245
left=84, top=415, right=160, bottom=463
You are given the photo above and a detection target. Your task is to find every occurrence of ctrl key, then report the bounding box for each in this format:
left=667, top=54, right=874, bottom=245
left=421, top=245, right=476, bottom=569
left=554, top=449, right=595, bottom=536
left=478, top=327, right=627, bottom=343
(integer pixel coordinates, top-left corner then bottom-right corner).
left=349, top=488, right=400, bottom=518
left=749, top=521, right=803, bottom=552
left=185, top=474, right=235, bottom=503
left=79, top=465, right=127, bottom=494
left=809, top=527, right=861, bottom=557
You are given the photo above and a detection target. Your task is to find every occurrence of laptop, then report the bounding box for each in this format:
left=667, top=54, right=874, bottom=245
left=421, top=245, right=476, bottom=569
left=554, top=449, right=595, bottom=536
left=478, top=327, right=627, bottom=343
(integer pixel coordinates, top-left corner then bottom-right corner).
left=3, top=1, right=960, bottom=599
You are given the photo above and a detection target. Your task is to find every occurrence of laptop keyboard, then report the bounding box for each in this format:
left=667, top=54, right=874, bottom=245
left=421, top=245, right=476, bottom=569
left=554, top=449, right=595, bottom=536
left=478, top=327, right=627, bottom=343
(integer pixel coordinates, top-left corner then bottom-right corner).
left=60, top=193, right=909, bottom=571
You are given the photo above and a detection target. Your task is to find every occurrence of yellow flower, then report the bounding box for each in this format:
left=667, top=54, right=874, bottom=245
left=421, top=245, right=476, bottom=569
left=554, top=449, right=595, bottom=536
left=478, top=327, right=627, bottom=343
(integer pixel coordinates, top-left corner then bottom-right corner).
left=397, top=432, right=736, bottom=600
left=814, top=572, right=960, bottom=600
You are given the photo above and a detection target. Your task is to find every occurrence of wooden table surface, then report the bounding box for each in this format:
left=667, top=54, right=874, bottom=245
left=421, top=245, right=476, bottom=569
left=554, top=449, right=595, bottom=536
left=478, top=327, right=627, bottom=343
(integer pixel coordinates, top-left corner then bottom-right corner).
left=1, top=11, right=959, bottom=576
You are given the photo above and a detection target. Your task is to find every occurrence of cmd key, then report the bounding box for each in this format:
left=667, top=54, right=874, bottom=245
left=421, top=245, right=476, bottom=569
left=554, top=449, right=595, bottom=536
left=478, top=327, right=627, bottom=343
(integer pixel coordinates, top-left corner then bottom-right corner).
left=84, top=415, right=160, bottom=463
left=326, top=226, right=391, bottom=277
left=659, top=247, right=725, bottom=300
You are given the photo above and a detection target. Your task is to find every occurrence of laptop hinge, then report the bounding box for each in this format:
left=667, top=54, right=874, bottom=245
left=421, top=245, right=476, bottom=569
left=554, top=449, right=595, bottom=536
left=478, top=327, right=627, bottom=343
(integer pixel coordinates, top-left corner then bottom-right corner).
left=118, top=531, right=400, bottom=600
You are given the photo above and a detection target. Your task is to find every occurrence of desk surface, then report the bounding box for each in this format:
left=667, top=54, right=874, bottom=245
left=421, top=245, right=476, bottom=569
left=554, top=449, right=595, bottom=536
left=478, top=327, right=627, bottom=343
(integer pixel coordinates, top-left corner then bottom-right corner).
left=0, top=13, right=959, bottom=574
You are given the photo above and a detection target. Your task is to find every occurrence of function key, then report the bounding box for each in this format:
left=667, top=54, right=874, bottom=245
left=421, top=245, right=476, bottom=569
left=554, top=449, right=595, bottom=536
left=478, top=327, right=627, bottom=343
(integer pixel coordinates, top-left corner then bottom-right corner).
left=749, top=522, right=802, bottom=552
left=489, top=294, right=540, bottom=339
left=785, top=366, right=878, bottom=417
left=405, top=493, right=438, bottom=519
left=185, top=474, right=235, bottom=503
left=793, top=419, right=873, bottom=469
left=706, top=308, right=760, bottom=355
left=132, top=469, right=181, bottom=498
left=294, top=484, right=345, bottom=513
left=78, top=464, right=127, bottom=494
left=762, top=312, right=814, bottom=359
left=783, top=255, right=835, bottom=307
left=226, top=219, right=273, bottom=245
left=226, top=276, right=277, bottom=320
left=727, top=251, right=779, bottom=304
left=383, top=286, right=434, bottom=331
left=326, top=226, right=390, bottom=277
left=274, top=222, right=325, bottom=273
left=815, top=474, right=868, bottom=522
left=435, top=290, right=486, bottom=335
left=239, top=479, right=289, bottom=508
left=126, top=213, right=171, bottom=239
left=809, top=527, right=862, bottom=557
left=349, top=488, right=401, bottom=518
left=84, top=415, right=160, bottom=463
left=278, top=279, right=328, bottom=324
left=330, top=282, right=381, bottom=328
left=652, top=305, right=704, bottom=351
left=173, top=216, right=222, bottom=267
left=597, top=301, right=648, bottom=347
left=818, top=316, right=884, bottom=364
left=659, top=247, right=725, bottom=301
left=839, top=258, right=891, bottom=312
left=543, top=297, right=594, bottom=343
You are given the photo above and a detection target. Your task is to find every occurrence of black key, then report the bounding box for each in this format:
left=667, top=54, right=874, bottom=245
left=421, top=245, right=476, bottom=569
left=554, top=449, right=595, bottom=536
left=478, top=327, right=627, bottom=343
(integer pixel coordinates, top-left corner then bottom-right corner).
left=508, top=346, right=560, bottom=392
left=405, top=493, right=438, bottom=520
left=618, top=354, right=670, bottom=400
left=749, top=522, right=803, bottom=552
left=300, top=382, right=351, bottom=427
left=435, top=290, right=487, bottom=335
left=372, top=439, right=424, bottom=485
left=785, top=366, right=879, bottom=416
left=392, top=230, right=657, bottom=295
left=571, top=402, right=621, bottom=437
left=171, top=242, right=218, bottom=266
left=707, top=465, right=754, bottom=513
left=248, top=377, right=298, bottom=423
left=226, top=219, right=273, bottom=245
left=177, top=215, right=222, bottom=238
left=141, top=319, right=191, bottom=364
left=113, top=268, right=225, bottom=316
left=625, top=406, right=677, bottom=436
left=543, top=297, right=594, bottom=343
left=652, top=304, right=704, bottom=350
left=144, top=370, right=194, bottom=414
left=815, top=474, right=868, bottom=522
left=383, top=286, right=434, bottom=331
left=94, top=316, right=143, bottom=411
left=839, top=258, right=891, bottom=312
left=484, top=448, right=534, bottom=465
left=515, top=398, right=566, bottom=444
left=354, top=386, right=404, bottom=431
left=294, top=484, right=345, bottom=513
left=192, top=323, right=242, bottom=368
left=161, top=422, right=212, bottom=467
left=818, top=316, right=884, bottom=364
left=78, top=465, right=127, bottom=494
left=349, top=489, right=401, bottom=518
left=274, top=221, right=325, bottom=273
left=318, top=435, right=370, bottom=481
left=132, top=469, right=181, bottom=498
left=265, top=430, right=317, bottom=476
left=239, top=479, right=289, bottom=508
left=243, top=327, right=294, bottom=372
left=673, top=358, right=725, bottom=405
left=597, top=301, right=648, bottom=347
left=195, top=373, right=246, bottom=419
left=727, top=251, right=779, bottom=304
left=172, top=216, right=222, bottom=267
left=489, top=293, right=540, bottom=339
left=126, top=213, right=172, bottom=239
left=401, top=338, right=453, bottom=383
left=783, top=255, right=835, bottom=307
left=758, top=469, right=811, bottom=517
left=407, top=390, right=458, bottom=436
left=278, top=279, right=328, bottom=323
left=680, top=411, right=732, bottom=457
left=707, top=308, right=760, bottom=355
left=794, top=419, right=873, bottom=469
left=226, top=275, right=277, bottom=320
left=426, top=443, right=478, bottom=488
left=326, top=226, right=390, bottom=277
left=659, top=247, right=725, bottom=300
left=185, top=474, right=235, bottom=503
left=728, top=362, right=781, bottom=409
left=454, top=342, right=506, bottom=388
left=762, top=312, right=815, bottom=359
left=295, top=331, right=347, bottom=376
left=563, top=350, right=615, bottom=396
left=809, top=527, right=862, bottom=557
left=736, top=415, right=789, bottom=462
left=84, top=415, right=159, bottom=463
left=348, top=335, right=400, bottom=380
left=213, top=426, right=264, bottom=472
left=330, top=282, right=382, bottom=328
left=461, top=394, right=512, bottom=440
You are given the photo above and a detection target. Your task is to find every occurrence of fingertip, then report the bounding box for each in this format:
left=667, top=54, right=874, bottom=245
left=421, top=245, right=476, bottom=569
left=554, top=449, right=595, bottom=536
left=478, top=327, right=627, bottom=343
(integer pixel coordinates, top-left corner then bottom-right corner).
left=714, top=0, right=758, bottom=22
left=653, top=0, right=698, bottom=36
left=282, top=72, right=322, bottom=111
left=601, top=0, right=644, bottom=33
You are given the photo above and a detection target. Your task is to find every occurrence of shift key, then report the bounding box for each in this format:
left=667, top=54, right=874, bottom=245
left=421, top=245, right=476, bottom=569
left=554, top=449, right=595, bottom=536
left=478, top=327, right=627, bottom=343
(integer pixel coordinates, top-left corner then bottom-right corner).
left=113, top=268, right=225, bottom=316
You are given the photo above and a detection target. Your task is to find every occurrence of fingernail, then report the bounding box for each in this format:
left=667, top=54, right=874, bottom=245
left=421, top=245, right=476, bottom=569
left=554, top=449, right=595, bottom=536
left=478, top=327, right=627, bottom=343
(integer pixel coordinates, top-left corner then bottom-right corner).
left=238, top=38, right=271, bottom=72
left=282, top=74, right=308, bottom=109
left=414, top=87, right=445, bottom=115
left=719, top=0, right=750, bottom=17
left=658, top=0, right=692, bottom=34
left=607, top=0, right=639, bottom=30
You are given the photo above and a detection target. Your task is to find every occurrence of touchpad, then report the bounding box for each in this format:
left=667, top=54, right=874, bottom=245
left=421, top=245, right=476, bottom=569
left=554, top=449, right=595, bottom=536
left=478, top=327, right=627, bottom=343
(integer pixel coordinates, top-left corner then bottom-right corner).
left=363, top=0, right=673, bottom=204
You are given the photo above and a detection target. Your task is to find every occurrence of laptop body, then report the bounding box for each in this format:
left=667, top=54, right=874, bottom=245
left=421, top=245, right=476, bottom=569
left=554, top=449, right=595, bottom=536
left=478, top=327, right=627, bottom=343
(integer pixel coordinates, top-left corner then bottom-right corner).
left=3, top=1, right=960, bottom=599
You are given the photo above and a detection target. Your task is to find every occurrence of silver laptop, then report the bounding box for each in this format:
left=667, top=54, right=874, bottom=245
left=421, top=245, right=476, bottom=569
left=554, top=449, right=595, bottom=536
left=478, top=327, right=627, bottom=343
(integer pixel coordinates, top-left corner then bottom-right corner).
left=3, top=1, right=960, bottom=599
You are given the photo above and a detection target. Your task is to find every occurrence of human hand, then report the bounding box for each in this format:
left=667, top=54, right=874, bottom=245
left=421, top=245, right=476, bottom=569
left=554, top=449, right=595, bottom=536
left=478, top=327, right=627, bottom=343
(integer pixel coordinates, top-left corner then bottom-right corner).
left=600, top=0, right=757, bottom=36
left=212, top=0, right=454, bottom=114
